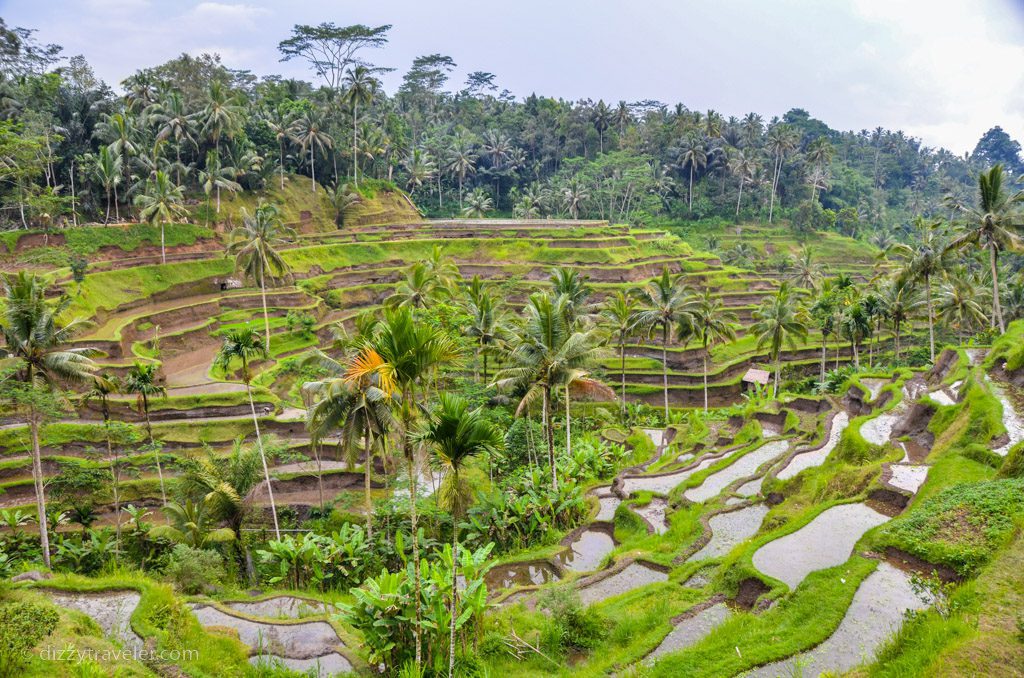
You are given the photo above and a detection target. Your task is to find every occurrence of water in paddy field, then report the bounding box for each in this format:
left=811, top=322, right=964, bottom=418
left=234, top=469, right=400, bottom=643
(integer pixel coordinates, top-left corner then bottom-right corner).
left=619, top=453, right=722, bottom=496
left=751, top=503, right=890, bottom=589
left=485, top=560, right=560, bottom=589
left=688, top=504, right=770, bottom=562
left=647, top=603, right=731, bottom=662
left=987, top=377, right=1024, bottom=456
left=45, top=590, right=143, bottom=652
left=576, top=562, right=669, bottom=606
left=225, top=596, right=327, bottom=618
left=859, top=378, right=887, bottom=401
left=683, top=440, right=789, bottom=504
left=777, top=412, right=849, bottom=481
left=554, top=528, right=616, bottom=572
left=632, top=496, right=670, bottom=534
left=744, top=562, right=929, bottom=677
left=860, top=402, right=908, bottom=447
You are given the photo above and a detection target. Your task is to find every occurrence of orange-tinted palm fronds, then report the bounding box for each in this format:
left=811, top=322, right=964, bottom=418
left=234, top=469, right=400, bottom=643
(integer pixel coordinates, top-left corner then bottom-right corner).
left=344, top=347, right=396, bottom=396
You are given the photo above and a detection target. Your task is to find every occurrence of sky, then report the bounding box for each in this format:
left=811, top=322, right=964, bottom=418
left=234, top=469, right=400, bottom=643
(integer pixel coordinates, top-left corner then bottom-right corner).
left=2, top=0, right=1022, bottom=155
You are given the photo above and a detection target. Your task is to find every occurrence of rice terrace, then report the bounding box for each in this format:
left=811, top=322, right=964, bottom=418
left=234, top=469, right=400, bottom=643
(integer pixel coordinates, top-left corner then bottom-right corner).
left=0, top=3, right=1021, bottom=677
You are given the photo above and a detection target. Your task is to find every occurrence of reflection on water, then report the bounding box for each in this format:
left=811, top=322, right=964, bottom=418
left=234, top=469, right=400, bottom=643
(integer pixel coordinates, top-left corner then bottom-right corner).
left=554, top=529, right=616, bottom=572
left=485, top=561, right=560, bottom=589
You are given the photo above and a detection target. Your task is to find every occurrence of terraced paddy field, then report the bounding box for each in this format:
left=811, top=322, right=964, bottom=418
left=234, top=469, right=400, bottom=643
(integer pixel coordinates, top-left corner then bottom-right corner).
left=3, top=207, right=1022, bottom=678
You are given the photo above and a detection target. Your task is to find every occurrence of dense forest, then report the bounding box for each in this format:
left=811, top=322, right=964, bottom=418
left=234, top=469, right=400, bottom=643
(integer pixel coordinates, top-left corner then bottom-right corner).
left=1, top=19, right=1022, bottom=241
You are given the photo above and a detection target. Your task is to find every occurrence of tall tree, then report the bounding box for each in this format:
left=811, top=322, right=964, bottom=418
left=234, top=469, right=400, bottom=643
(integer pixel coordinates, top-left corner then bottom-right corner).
left=599, top=291, right=637, bottom=417
left=944, top=164, right=1024, bottom=333
left=289, top=112, right=334, bottom=192
left=215, top=327, right=280, bottom=539
left=691, top=289, right=737, bottom=412
left=278, top=23, right=392, bottom=91
left=226, top=204, right=295, bottom=352
left=412, top=393, right=501, bottom=678
left=632, top=267, right=696, bottom=422
left=134, top=170, right=187, bottom=265
left=889, top=219, right=950, bottom=361
left=751, top=282, right=808, bottom=396
left=343, top=65, right=380, bottom=187
left=0, top=273, right=96, bottom=569
left=123, top=361, right=167, bottom=505
left=766, top=124, right=798, bottom=223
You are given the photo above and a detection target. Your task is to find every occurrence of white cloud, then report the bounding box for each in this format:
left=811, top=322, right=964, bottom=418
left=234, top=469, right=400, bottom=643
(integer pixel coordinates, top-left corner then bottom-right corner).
left=188, top=2, right=270, bottom=27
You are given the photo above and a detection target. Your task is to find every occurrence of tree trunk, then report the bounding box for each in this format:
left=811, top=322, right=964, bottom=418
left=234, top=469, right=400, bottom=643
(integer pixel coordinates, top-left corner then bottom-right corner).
left=144, top=401, right=167, bottom=506
left=543, top=385, right=556, bottom=491
left=565, top=385, right=571, bottom=457
left=768, top=155, right=780, bottom=223
left=246, top=379, right=280, bottom=539
left=619, top=335, right=627, bottom=418
left=991, top=244, right=1005, bottom=333
left=313, top=440, right=325, bottom=510
left=353, top=102, right=359, bottom=187
left=661, top=324, right=670, bottom=424
left=773, top=354, right=780, bottom=397
left=449, top=529, right=459, bottom=678
left=311, top=145, right=316, bottom=193
left=364, top=427, right=373, bottom=541
left=820, top=338, right=827, bottom=390
left=280, top=142, right=285, bottom=190
left=114, top=183, right=120, bottom=222
left=403, top=398, right=423, bottom=669
left=735, top=178, right=744, bottom=217
left=160, top=220, right=166, bottom=265
left=104, top=412, right=122, bottom=559
left=29, top=413, right=50, bottom=569
left=260, top=267, right=272, bottom=353
left=688, top=165, right=694, bottom=213
left=703, top=352, right=709, bottom=412
left=105, top=188, right=112, bottom=224
left=926, top=273, right=935, bottom=362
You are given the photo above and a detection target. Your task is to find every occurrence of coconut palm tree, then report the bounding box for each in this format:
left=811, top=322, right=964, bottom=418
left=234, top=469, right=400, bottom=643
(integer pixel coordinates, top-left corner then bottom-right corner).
left=766, top=124, right=799, bottom=222
left=881, top=276, right=920, bottom=361
left=600, top=291, right=638, bottom=417
left=561, top=368, right=614, bottom=456
left=692, top=290, right=737, bottom=412
left=462, top=187, right=492, bottom=218
left=809, top=281, right=838, bottom=388
left=343, top=66, right=380, bottom=187
left=632, top=267, right=697, bottom=422
left=674, top=133, right=710, bottom=213
left=82, top=373, right=125, bottom=549
left=198, top=150, right=241, bottom=221
left=591, top=101, right=612, bottom=153
left=94, top=146, right=122, bottom=223
left=464, top=278, right=509, bottom=383
left=751, top=282, right=808, bottom=396
left=403, top=147, right=436, bottom=193
left=561, top=179, right=589, bottom=219
left=304, top=349, right=393, bottom=538
left=264, top=107, right=295, bottom=190
left=937, top=275, right=988, bottom=343
left=348, top=307, right=459, bottom=667
left=214, top=326, right=279, bottom=539
left=446, top=132, right=478, bottom=210
left=289, top=112, right=334, bottom=193
left=789, top=247, right=822, bottom=290
left=150, top=91, right=196, bottom=184
left=388, top=262, right=444, bottom=309
left=944, top=164, right=1024, bottom=333
left=728, top=149, right=757, bottom=217
left=134, top=170, right=187, bottom=265
left=888, top=218, right=950, bottom=361
left=123, top=361, right=167, bottom=506
left=494, top=293, right=605, bottom=489
left=150, top=498, right=236, bottom=548
left=0, top=273, right=96, bottom=569
left=840, top=301, right=871, bottom=369
left=412, top=393, right=501, bottom=678
left=226, top=204, right=295, bottom=352
left=94, top=112, right=138, bottom=197
left=550, top=267, right=593, bottom=328
left=200, top=81, right=243, bottom=154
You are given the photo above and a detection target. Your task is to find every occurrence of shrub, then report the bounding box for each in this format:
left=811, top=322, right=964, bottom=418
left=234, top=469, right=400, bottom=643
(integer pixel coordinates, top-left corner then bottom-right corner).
left=165, top=544, right=225, bottom=594
left=537, top=587, right=608, bottom=650
left=0, top=601, right=60, bottom=675
left=997, top=442, right=1024, bottom=479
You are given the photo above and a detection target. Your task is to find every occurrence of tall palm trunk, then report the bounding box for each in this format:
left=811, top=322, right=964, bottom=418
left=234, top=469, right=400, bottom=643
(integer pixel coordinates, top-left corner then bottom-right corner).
left=352, top=101, right=359, bottom=187
left=401, top=394, right=423, bottom=668
left=312, top=440, right=325, bottom=510
left=449, top=525, right=459, bottom=678
left=688, top=165, right=694, bottom=213
left=543, top=384, right=556, bottom=491
left=661, top=323, right=670, bottom=424
left=245, top=372, right=280, bottom=539
left=279, top=141, right=285, bottom=189
left=310, top=145, right=317, bottom=193
left=102, top=408, right=122, bottom=558
left=259, top=267, right=272, bottom=353
left=925, top=273, right=935, bottom=361
left=565, top=385, right=571, bottom=457
left=990, top=244, right=1005, bottom=333
left=113, top=183, right=120, bottom=222
left=773, top=350, right=781, bottom=397
left=768, top=155, right=781, bottom=223
left=29, top=411, right=50, bottom=569
left=105, top=188, right=112, bottom=224
left=702, top=351, right=709, bottom=413
left=735, top=178, right=744, bottom=217
left=160, top=220, right=166, bottom=265
left=819, top=336, right=827, bottom=390
left=619, top=334, right=627, bottom=417
left=364, top=427, right=373, bottom=540
left=143, top=395, right=167, bottom=506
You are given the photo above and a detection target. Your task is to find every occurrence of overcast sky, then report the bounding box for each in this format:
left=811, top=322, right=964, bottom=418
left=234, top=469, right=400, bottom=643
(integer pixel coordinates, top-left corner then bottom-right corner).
left=2, top=0, right=1022, bottom=154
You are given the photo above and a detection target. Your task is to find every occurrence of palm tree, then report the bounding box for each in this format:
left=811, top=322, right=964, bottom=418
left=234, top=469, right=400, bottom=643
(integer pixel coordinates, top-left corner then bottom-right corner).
left=632, top=267, right=697, bottom=422
left=198, top=150, right=241, bottom=221
left=881, top=277, right=920, bottom=362
left=692, top=290, right=737, bottom=412
left=94, top=146, right=122, bottom=223
left=82, top=373, right=125, bottom=549
left=937, top=276, right=988, bottom=343
left=264, top=108, right=295, bottom=190
left=945, top=165, right=1024, bottom=333
left=599, top=291, right=637, bottom=417
left=215, top=326, right=280, bottom=539
left=412, top=393, right=501, bottom=678
left=446, top=132, right=478, bottom=210
left=728, top=149, right=757, bottom=217
left=789, top=247, right=822, bottom=289
left=123, top=361, right=167, bottom=505
left=561, top=368, right=613, bottom=456
left=889, top=219, right=949, bottom=361
left=134, top=170, right=186, bottom=265
left=150, top=498, right=236, bottom=548
left=226, top=204, right=295, bottom=352
left=550, top=267, right=593, bottom=327
left=464, top=278, right=509, bottom=383
left=751, top=282, right=808, bottom=396
left=94, top=112, right=138, bottom=199
left=343, top=66, right=379, bottom=187
left=289, top=112, right=334, bottom=193
left=348, top=307, right=459, bottom=667
left=809, top=282, right=837, bottom=388
left=494, top=293, right=605, bottom=489
left=200, top=81, right=243, bottom=155
left=304, top=349, right=393, bottom=538
left=840, top=302, right=871, bottom=369
left=462, top=187, right=492, bottom=218
left=389, top=262, right=444, bottom=309
left=562, top=179, right=589, bottom=219
left=0, top=273, right=96, bottom=569
left=403, top=148, right=436, bottom=193
left=150, top=91, right=196, bottom=184
left=766, top=124, right=799, bottom=222
left=591, top=100, right=612, bottom=153
left=674, top=133, right=709, bottom=213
